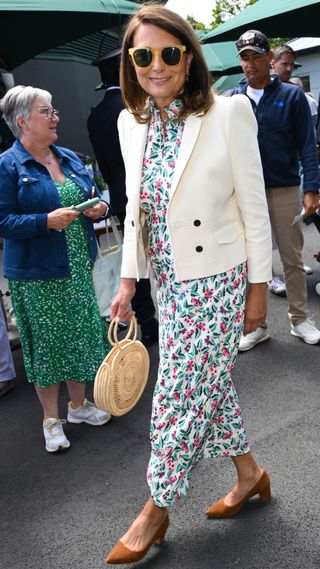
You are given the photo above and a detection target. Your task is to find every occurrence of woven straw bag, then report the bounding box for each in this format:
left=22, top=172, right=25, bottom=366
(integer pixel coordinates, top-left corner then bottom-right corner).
left=94, top=316, right=150, bottom=416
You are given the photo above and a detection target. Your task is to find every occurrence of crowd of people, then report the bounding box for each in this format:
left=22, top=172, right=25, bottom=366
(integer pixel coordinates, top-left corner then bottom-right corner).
left=0, top=2, right=319, bottom=566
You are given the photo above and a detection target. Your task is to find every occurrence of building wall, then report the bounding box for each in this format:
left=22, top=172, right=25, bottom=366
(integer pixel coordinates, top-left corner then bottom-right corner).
left=292, top=51, right=320, bottom=101
left=13, top=59, right=105, bottom=156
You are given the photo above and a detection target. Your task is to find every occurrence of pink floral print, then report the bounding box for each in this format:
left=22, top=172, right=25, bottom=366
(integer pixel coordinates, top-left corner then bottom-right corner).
left=140, top=99, right=249, bottom=507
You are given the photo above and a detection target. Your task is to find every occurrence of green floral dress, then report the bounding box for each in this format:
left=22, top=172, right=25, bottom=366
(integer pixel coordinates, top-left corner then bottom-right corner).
left=140, top=99, right=249, bottom=507
left=9, top=178, right=107, bottom=387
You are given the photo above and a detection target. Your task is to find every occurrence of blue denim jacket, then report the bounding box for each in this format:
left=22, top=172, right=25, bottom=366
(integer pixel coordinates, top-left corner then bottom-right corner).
left=0, top=140, right=105, bottom=280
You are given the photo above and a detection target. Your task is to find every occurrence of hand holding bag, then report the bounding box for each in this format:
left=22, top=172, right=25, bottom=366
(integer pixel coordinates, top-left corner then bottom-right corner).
left=94, top=316, right=150, bottom=416
left=92, top=217, right=122, bottom=318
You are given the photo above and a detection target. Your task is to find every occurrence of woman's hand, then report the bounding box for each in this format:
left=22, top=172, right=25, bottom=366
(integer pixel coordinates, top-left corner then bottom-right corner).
left=47, top=207, right=79, bottom=230
left=110, top=278, right=136, bottom=322
left=243, top=282, right=268, bottom=336
left=83, top=201, right=108, bottom=221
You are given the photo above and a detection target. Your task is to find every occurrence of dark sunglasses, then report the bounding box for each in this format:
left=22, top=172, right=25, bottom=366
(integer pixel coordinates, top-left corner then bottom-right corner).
left=236, top=37, right=269, bottom=52
left=128, top=45, right=186, bottom=68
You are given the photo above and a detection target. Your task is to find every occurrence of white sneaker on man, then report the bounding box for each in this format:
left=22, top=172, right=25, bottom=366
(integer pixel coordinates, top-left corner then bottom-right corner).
left=304, top=264, right=313, bottom=275
left=43, top=418, right=70, bottom=453
left=238, top=327, right=270, bottom=351
left=268, top=277, right=286, bottom=297
left=315, top=282, right=320, bottom=296
left=67, top=399, right=111, bottom=426
left=291, top=319, right=320, bottom=344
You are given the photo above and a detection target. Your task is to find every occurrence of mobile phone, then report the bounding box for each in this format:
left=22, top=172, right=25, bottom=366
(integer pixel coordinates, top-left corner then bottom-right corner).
left=73, top=197, right=100, bottom=212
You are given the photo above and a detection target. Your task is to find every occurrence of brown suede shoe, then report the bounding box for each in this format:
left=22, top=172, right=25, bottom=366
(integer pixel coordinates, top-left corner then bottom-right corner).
left=205, top=470, right=271, bottom=518
left=106, top=514, right=169, bottom=564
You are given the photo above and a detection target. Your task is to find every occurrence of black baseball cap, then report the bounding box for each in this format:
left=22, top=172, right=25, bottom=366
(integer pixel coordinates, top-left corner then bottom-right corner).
left=236, top=30, right=270, bottom=56
left=91, top=48, right=121, bottom=90
left=91, top=47, right=121, bottom=67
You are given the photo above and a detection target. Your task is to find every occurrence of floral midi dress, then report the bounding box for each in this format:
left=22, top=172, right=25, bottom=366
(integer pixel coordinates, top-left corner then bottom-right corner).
left=9, top=178, right=107, bottom=388
left=140, top=100, right=250, bottom=507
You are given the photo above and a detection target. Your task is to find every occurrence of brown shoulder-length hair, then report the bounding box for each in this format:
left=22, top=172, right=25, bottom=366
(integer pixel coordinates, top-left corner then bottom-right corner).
left=120, top=2, right=214, bottom=123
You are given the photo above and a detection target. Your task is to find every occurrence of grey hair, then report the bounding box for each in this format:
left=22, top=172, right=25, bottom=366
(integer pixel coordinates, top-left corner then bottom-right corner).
left=0, top=85, right=52, bottom=139
left=290, top=77, right=303, bottom=90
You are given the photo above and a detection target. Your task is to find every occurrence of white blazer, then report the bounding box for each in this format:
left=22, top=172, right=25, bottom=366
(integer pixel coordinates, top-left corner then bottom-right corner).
left=118, top=94, right=272, bottom=283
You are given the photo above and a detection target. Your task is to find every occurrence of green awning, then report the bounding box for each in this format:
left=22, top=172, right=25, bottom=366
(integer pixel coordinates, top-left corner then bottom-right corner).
left=0, top=0, right=138, bottom=70
left=202, top=0, right=320, bottom=43
left=213, top=73, right=245, bottom=94
left=34, top=30, right=121, bottom=66
left=202, top=42, right=242, bottom=75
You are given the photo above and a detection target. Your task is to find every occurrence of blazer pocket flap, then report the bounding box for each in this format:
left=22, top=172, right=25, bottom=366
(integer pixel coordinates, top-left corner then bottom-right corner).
left=214, top=222, right=242, bottom=244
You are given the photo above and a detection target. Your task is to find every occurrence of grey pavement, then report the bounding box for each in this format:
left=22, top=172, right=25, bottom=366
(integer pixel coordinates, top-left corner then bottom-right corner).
left=1, top=223, right=320, bottom=569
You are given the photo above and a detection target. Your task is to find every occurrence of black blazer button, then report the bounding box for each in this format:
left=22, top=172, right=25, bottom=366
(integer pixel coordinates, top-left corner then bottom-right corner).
left=196, top=245, right=203, bottom=252
left=194, top=219, right=201, bottom=226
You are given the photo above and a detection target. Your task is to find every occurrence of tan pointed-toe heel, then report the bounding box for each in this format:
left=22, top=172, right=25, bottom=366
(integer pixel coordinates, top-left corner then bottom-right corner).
left=205, top=470, right=271, bottom=518
left=106, top=514, right=169, bottom=564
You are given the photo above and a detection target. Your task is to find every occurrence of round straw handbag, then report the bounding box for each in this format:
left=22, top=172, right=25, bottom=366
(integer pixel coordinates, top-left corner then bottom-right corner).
left=94, top=316, right=150, bottom=416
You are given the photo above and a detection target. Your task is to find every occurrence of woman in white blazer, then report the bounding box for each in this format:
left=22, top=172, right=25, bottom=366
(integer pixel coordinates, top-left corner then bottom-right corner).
left=107, top=4, right=272, bottom=565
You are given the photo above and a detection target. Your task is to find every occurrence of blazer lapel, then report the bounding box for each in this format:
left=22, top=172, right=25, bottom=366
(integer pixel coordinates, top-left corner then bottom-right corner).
left=125, top=113, right=202, bottom=217
left=170, top=113, right=202, bottom=198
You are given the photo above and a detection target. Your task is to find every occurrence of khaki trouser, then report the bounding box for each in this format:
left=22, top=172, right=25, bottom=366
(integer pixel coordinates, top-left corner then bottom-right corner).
left=266, top=186, right=308, bottom=326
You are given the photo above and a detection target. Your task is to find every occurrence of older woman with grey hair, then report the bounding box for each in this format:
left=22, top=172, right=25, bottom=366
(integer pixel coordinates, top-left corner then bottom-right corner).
left=0, top=85, right=111, bottom=452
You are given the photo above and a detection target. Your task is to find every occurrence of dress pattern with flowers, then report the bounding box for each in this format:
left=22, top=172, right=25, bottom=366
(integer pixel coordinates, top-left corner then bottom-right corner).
left=140, top=99, right=249, bottom=507
left=9, top=178, right=107, bottom=387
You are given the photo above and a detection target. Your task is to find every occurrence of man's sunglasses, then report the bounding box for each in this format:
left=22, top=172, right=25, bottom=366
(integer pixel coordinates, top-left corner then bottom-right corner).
left=236, top=37, right=268, bottom=52
left=128, top=45, right=187, bottom=69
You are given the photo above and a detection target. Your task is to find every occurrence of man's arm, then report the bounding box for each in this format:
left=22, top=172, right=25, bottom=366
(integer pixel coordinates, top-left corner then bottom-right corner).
left=294, top=89, right=320, bottom=195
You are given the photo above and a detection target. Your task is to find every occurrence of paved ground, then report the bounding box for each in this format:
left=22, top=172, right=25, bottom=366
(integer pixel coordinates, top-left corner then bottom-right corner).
left=1, top=223, right=320, bottom=569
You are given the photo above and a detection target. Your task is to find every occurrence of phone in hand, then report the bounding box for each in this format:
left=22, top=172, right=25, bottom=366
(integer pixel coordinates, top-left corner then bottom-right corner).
left=73, top=197, right=100, bottom=212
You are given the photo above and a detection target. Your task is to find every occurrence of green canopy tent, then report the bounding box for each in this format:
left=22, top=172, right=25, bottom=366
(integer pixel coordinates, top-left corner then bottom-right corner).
left=213, top=73, right=245, bottom=93
left=33, top=30, right=121, bottom=66
left=202, top=0, right=320, bottom=43
left=201, top=42, right=242, bottom=75
left=0, top=0, right=138, bottom=70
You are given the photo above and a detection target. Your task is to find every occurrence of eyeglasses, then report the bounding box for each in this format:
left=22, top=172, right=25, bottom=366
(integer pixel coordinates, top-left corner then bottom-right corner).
left=128, top=45, right=186, bottom=69
left=37, top=106, right=60, bottom=119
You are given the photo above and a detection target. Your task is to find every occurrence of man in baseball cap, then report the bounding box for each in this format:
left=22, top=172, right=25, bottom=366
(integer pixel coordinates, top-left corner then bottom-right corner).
left=230, top=30, right=320, bottom=350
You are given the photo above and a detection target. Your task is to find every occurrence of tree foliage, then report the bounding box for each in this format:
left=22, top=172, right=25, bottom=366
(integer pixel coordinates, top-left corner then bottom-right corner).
left=187, top=0, right=287, bottom=46
left=187, top=0, right=258, bottom=31
left=210, top=0, right=258, bottom=29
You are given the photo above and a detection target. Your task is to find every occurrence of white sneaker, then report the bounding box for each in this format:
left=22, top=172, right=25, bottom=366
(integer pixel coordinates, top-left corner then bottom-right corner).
left=291, top=319, right=320, bottom=344
left=316, top=282, right=320, bottom=296
left=238, top=327, right=270, bottom=351
left=43, top=418, right=70, bottom=453
left=67, top=399, right=111, bottom=426
left=304, top=264, right=313, bottom=275
left=268, top=277, right=286, bottom=297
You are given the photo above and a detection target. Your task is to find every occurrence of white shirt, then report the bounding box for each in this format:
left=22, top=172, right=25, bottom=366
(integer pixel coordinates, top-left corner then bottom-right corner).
left=246, top=85, right=264, bottom=106
left=305, top=93, right=318, bottom=117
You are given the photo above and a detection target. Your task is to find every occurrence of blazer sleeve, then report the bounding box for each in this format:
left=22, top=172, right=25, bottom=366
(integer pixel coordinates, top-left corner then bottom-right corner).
left=117, top=110, right=149, bottom=280
left=224, top=95, right=272, bottom=283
